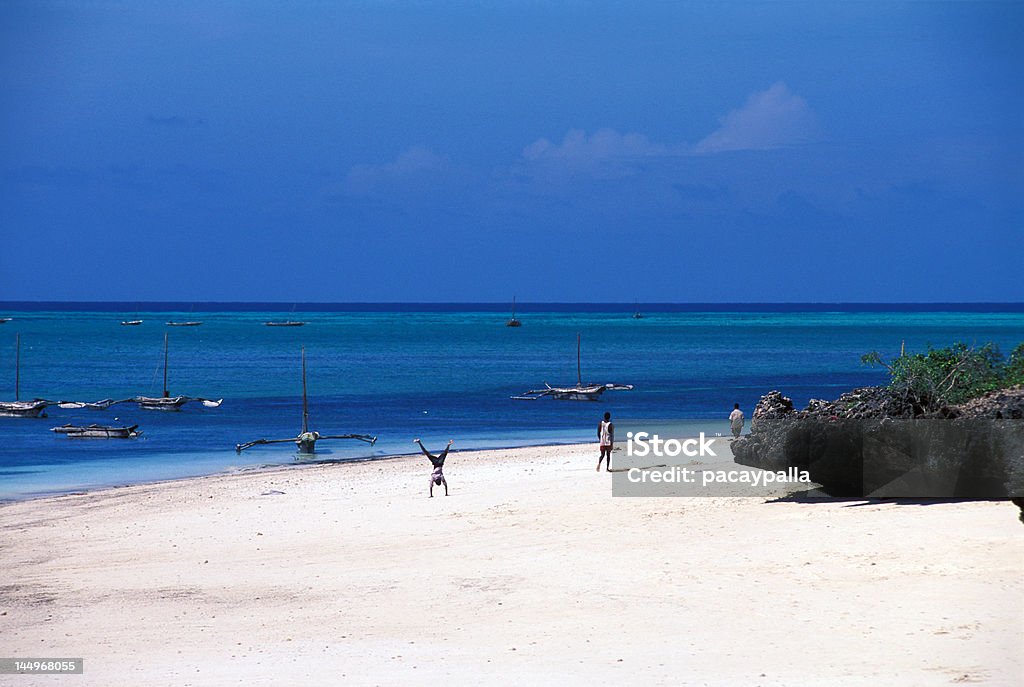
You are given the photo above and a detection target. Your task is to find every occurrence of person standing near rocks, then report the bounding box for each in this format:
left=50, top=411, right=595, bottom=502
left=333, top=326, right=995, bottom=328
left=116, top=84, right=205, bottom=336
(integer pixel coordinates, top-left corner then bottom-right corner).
left=597, top=412, right=614, bottom=471
left=729, top=403, right=745, bottom=439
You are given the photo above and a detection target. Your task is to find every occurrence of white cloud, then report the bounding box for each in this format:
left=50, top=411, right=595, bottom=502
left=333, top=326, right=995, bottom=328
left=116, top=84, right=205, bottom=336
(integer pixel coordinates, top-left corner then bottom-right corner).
left=346, top=84, right=819, bottom=193
left=345, top=146, right=450, bottom=193
left=514, top=83, right=819, bottom=181
left=694, top=82, right=820, bottom=154
left=518, top=128, right=668, bottom=179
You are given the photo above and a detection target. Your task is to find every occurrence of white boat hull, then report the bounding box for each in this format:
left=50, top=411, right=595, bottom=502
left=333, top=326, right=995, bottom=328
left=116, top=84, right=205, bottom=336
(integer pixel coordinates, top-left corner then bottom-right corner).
left=0, top=400, right=48, bottom=417
left=136, top=395, right=188, bottom=410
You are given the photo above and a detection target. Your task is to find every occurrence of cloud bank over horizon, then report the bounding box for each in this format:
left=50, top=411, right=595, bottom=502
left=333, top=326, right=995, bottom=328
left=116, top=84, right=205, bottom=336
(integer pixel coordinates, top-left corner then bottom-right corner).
left=348, top=83, right=823, bottom=185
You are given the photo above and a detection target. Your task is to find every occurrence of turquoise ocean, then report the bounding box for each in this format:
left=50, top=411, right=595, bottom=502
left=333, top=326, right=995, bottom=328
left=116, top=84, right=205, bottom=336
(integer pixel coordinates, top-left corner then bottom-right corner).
left=1, top=304, right=1023, bottom=500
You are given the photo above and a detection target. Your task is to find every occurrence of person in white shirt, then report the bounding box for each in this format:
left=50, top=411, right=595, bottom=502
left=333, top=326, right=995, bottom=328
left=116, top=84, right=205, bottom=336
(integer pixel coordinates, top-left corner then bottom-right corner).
left=729, top=403, right=744, bottom=439
left=596, top=412, right=614, bottom=471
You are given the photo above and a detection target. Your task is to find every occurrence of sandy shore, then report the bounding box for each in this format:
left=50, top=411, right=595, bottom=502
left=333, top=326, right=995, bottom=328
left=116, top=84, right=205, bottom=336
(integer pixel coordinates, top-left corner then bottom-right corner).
left=1, top=442, right=1021, bottom=686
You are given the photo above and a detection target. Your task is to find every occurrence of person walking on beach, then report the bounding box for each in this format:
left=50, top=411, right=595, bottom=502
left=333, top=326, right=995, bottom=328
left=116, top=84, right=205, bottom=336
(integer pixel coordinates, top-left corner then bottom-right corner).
left=729, top=403, right=745, bottom=439
left=414, top=438, right=452, bottom=497
left=597, top=412, right=614, bottom=472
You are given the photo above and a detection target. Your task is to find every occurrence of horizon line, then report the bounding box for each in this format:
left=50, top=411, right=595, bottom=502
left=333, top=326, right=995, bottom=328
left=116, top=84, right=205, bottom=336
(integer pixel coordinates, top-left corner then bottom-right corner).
left=3, top=300, right=1023, bottom=305
left=2, top=300, right=1023, bottom=314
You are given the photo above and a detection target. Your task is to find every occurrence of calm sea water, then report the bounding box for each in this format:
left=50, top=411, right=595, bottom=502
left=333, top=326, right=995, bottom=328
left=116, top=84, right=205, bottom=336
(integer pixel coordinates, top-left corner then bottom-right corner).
left=1, top=304, right=1023, bottom=499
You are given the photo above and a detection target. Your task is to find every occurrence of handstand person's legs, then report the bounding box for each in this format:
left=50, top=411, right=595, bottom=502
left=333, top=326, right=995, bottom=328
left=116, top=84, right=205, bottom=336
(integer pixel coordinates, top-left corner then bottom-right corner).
left=415, top=439, right=435, bottom=460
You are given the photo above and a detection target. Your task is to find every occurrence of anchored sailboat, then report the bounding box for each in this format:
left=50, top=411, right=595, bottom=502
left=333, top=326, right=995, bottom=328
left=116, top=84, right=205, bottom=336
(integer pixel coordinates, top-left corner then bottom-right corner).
left=121, top=305, right=143, bottom=326
left=0, top=333, right=49, bottom=418
left=167, top=306, right=202, bottom=326
left=236, top=347, right=376, bottom=455
left=265, top=304, right=305, bottom=327
left=632, top=299, right=644, bottom=319
left=55, top=335, right=221, bottom=411
left=133, top=333, right=222, bottom=410
left=512, top=334, right=633, bottom=401
left=506, top=297, right=522, bottom=327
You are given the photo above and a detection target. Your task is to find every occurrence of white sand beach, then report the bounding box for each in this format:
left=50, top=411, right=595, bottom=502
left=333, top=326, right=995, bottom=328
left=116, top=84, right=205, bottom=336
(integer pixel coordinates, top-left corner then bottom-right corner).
left=1, top=442, right=1021, bottom=686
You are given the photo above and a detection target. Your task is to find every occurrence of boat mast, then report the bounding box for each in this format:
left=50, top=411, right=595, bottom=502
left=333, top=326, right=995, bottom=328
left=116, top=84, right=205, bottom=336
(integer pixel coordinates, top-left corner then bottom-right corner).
left=577, top=333, right=582, bottom=386
left=162, top=332, right=169, bottom=397
left=512, top=296, right=516, bottom=319
left=301, top=346, right=309, bottom=434
left=15, top=333, right=20, bottom=401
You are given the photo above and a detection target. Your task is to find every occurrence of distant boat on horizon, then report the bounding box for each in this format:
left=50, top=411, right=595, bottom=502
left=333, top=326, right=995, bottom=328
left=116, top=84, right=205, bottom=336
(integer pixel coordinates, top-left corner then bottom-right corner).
left=122, top=304, right=143, bottom=326
left=506, top=297, right=522, bottom=327
left=266, top=304, right=305, bottom=327
left=632, top=300, right=644, bottom=319
left=168, top=305, right=202, bottom=326
left=0, top=317, right=11, bottom=324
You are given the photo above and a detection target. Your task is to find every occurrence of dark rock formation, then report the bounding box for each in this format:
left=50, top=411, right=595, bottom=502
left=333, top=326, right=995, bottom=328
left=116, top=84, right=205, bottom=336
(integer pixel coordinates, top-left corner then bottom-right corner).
left=733, top=386, right=1024, bottom=515
left=935, top=385, right=1024, bottom=420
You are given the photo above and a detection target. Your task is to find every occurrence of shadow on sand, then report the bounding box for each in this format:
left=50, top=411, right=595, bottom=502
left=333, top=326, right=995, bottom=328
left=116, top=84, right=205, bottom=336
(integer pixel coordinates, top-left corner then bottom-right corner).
left=769, top=489, right=1015, bottom=508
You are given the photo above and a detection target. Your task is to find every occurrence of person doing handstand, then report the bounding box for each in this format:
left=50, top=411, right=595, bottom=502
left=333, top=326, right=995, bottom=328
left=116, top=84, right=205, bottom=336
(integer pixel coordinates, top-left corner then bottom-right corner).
left=414, top=438, right=453, bottom=497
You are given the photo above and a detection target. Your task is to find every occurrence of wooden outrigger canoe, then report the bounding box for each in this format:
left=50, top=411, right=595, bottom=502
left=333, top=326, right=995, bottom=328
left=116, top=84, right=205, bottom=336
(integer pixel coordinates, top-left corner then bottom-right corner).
left=132, top=333, right=222, bottom=410
left=512, top=382, right=634, bottom=401
left=0, top=399, right=49, bottom=418
left=0, top=334, right=51, bottom=417
left=236, top=347, right=376, bottom=455
left=52, top=423, right=142, bottom=438
left=512, top=334, right=634, bottom=401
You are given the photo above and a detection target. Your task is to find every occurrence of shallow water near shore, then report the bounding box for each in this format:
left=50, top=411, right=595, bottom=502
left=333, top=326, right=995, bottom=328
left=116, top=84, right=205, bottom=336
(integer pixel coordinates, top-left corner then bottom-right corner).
left=1, top=305, right=1022, bottom=499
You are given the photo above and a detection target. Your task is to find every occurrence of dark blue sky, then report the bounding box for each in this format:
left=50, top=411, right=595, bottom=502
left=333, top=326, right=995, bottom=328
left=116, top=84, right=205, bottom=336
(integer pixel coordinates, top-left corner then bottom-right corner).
left=2, top=1, right=1021, bottom=302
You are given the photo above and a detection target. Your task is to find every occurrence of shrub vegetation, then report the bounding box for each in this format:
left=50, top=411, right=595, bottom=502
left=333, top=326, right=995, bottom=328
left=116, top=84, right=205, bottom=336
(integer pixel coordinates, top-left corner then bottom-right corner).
left=862, top=342, right=1024, bottom=411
